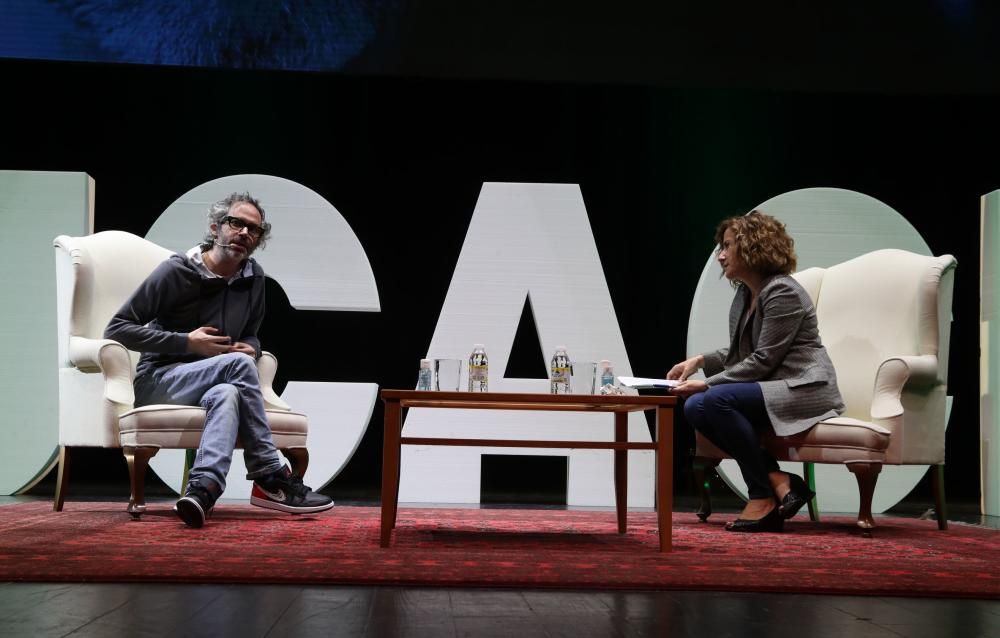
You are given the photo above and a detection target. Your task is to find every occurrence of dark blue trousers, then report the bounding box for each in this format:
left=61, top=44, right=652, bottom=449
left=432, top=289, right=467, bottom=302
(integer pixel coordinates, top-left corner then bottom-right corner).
left=683, top=383, right=780, bottom=500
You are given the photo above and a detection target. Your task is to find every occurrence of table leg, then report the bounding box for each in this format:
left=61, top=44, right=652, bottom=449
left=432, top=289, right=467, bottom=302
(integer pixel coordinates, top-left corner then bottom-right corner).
left=614, top=411, right=628, bottom=533
left=380, top=399, right=402, bottom=548
left=655, top=405, right=674, bottom=553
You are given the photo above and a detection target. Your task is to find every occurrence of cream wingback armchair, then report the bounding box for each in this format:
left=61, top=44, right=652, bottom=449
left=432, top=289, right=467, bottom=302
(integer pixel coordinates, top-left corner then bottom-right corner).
left=694, top=249, right=956, bottom=530
left=54, top=231, right=309, bottom=517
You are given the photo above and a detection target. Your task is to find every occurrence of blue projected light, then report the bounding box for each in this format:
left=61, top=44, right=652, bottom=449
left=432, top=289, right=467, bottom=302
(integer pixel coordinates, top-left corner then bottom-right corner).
left=938, top=0, right=974, bottom=22
left=2, top=0, right=401, bottom=71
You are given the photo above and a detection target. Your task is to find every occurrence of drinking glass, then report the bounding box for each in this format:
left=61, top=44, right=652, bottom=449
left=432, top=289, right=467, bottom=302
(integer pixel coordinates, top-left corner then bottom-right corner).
left=434, top=358, right=462, bottom=391
left=570, top=361, right=598, bottom=395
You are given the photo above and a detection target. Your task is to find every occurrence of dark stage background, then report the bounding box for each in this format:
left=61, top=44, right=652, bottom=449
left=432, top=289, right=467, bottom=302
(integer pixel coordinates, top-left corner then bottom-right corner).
left=3, top=2, right=998, bottom=507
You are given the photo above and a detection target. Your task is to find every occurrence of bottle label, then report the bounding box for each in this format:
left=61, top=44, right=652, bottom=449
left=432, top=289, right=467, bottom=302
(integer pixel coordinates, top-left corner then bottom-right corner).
left=417, top=369, right=433, bottom=391
left=470, top=364, right=488, bottom=381
left=552, top=366, right=570, bottom=382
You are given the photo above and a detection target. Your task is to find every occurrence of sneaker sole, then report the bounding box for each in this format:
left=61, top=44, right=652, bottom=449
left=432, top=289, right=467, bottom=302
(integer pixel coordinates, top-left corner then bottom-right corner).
left=249, top=496, right=335, bottom=514
left=175, top=496, right=206, bottom=528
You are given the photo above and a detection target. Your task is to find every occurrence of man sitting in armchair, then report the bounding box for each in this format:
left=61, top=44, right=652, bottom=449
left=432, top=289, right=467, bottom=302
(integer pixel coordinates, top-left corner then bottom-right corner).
left=105, top=192, right=334, bottom=528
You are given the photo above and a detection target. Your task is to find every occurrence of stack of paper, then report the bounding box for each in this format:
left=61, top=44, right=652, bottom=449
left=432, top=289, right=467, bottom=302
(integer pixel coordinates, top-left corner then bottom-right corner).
left=615, top=376, right=680, bottom=389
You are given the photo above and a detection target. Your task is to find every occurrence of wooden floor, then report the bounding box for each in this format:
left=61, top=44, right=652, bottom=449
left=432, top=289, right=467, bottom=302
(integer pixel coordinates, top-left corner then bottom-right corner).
left=0, top=582, right=998, bottom=637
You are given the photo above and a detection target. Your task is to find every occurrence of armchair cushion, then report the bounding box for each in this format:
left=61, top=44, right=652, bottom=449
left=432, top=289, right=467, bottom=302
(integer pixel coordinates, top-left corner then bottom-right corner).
left=119, top=405, right=308, bottom=450
left=696, top=418, right=889, bottom=466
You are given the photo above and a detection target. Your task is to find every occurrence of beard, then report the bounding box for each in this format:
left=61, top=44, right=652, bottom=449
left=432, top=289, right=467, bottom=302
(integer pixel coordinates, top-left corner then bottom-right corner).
left=222, top=237, right=255, bottom=258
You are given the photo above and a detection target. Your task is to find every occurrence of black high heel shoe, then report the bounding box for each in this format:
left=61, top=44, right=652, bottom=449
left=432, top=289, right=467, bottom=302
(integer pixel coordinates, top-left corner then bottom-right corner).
left=779, top=473, right=815, bottom=520
left=724, top=503, right=784, bottom=533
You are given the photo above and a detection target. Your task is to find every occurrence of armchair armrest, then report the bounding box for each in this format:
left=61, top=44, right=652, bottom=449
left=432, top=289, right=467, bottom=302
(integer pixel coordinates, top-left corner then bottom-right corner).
left=870, top=354, right=941, bottom=420
left=68, top=336, right=135, bottom=409
left=67, top=341, right=290, bottom=412
left=257, top=351, right=291, bottom=411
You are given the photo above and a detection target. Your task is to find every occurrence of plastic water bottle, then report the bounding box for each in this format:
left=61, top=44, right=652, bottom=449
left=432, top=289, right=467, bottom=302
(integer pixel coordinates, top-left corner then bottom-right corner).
left=599, top=360, right=615, bottom=388
left=468, top=344, right=489, bottom=392
left=417, top=358, right=433, bottom=391
left=550, top=346, right=571, bottom=394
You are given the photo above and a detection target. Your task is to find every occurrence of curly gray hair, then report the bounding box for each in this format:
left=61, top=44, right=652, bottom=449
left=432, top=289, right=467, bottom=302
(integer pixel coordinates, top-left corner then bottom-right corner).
left=200, top=191, right=272, bottom=251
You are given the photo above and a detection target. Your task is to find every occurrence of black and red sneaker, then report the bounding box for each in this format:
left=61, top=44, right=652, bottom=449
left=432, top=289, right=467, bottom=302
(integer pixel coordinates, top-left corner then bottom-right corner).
left=175, top=482, right=217, bottom=528
left=250, top=466, right=334, bottom=514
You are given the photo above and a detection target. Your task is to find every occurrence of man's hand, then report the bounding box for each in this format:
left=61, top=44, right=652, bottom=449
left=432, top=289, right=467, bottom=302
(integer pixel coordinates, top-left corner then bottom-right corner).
left=187, top=326, right=233, bottom=357
left=666, top=355, right=704, bottom=381
left=231, top=341, right=256, bottom=356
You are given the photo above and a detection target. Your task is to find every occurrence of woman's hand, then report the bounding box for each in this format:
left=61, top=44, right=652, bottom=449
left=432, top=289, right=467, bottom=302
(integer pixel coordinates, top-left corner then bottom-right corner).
left=671, top=379, right=708, bottom=397
left=666, top=355, right=704, bottom=381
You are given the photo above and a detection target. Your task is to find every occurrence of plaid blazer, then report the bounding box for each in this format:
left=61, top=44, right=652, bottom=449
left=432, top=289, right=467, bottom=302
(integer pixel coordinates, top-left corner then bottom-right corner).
left=701, top=274, right=845, bottom=436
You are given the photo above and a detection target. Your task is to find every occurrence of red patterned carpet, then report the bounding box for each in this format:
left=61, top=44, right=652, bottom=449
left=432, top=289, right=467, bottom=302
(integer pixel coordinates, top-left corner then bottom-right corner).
left=1, top=502, right=997, bottom=598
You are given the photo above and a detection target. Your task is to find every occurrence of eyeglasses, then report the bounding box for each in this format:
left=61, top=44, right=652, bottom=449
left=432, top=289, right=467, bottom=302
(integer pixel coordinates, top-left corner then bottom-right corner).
left=221, top=216, right=266, bottom=238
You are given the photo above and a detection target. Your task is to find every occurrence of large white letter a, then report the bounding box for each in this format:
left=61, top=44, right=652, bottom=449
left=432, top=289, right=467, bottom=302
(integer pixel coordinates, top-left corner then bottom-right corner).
left=399, top=182, right=654, bottom=506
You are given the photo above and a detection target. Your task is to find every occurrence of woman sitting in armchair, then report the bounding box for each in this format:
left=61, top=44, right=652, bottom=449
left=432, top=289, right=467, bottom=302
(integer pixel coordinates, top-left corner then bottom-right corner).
left=667, top=211, right=845, bottom=532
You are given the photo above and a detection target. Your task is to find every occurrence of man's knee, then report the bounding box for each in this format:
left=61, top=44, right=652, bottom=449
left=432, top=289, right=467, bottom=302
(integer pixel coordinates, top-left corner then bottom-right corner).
left=220, top=352, right=259, bottom=381
left=202, top=382, right=239, bottom=408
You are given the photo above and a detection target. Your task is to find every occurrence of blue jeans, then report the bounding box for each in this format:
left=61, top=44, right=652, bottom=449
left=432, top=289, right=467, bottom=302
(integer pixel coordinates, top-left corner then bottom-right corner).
left=684, top=383, right=780, bottom=500
left=134, top=352, right=283, bottom=496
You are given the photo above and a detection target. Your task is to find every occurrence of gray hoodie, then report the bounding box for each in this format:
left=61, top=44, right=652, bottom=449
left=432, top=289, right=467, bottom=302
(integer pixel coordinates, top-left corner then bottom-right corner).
left=105, top=252, right=265, bottom=380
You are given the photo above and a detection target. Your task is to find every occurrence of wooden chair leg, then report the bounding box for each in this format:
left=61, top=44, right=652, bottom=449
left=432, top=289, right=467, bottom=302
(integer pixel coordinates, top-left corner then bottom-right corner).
left=181, top=448, right=196, bottom=489
left=931, top=463, right=948, bottom=530
left=847, top=462, right=882, bottom=529
left=282, top=447, right=309, bottom=478
left=693, top=456, right=720, bottom=522
left=123, top=446, right=158, bottom=519
left=53, top=446, right=72, bottom=512
left=803, top=461, right=820, bottom=521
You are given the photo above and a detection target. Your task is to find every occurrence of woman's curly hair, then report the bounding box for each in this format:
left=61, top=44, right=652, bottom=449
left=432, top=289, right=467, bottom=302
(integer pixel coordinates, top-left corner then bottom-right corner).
left=715, top=210, right=797, bottom=277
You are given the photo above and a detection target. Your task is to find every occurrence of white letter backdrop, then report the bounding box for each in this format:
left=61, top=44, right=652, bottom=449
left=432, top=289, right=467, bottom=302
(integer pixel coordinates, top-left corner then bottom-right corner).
left=982, top=189, right=1000, bottom=517
left=0, top=171, right=93, bottom=494
left=399, top=182, right=654, bottom=506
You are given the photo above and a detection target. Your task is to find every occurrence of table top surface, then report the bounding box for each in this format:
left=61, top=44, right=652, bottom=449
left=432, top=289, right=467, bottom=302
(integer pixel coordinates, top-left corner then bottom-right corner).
left=380, top=389, right=677, bottom=409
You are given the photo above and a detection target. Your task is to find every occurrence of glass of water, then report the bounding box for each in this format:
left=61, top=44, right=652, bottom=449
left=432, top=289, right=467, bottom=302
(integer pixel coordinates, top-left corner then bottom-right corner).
left=433, top=358, right=462, bottom=391
left=570, top=361, right=598, bottom=395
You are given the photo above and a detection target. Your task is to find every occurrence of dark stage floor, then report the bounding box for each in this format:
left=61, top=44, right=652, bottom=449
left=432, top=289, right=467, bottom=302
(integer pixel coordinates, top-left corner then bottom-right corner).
left=2, top=490, right=998, bottom=638
left=1, top=581, right=998, bottom=638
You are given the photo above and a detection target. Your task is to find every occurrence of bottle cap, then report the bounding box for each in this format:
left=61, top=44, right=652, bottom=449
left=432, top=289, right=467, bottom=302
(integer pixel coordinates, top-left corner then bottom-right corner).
left=420, top=359, right=432, bottom=368
left=556, top=345, right=567, bottom=351
left=600, top=359, right=611, bottom=366
left=474, top=343, right=485, bottom=349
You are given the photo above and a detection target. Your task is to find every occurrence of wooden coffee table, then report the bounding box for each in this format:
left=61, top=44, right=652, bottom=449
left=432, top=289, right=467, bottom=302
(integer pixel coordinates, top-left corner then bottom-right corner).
left=379, top=390, right=678, bottom=552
